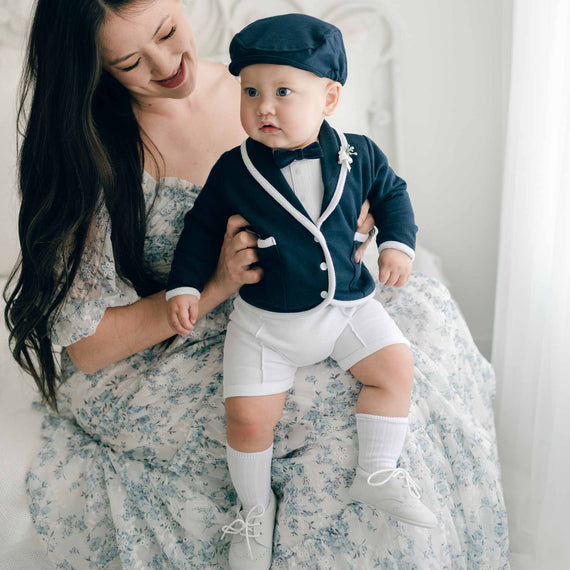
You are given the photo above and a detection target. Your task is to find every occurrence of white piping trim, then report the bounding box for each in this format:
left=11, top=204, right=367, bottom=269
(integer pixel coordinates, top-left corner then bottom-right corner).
left=239, top=129, right=351, bottom=313
left=378, top=240, right=415, bottom=261
left=329, top=291, right=376, bottom=307
left=257, top=236, right=276, bottom=248
left=317, top=128, right=349, bottom=229
left=165, top=287, right=201, bottom=301
left=241, top=142, right=338, bottom=312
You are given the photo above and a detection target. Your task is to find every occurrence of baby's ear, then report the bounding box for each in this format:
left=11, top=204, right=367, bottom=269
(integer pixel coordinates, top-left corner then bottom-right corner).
left=323, top=81, right=342, bottom=116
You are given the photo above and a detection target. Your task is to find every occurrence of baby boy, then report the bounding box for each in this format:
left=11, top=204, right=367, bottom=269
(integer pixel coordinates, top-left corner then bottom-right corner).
left=166, top=14, right=436, bottom=570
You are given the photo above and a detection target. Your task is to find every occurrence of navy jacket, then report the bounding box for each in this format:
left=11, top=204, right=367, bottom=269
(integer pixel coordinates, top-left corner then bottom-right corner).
left=167, top=121, right=417, bottom=313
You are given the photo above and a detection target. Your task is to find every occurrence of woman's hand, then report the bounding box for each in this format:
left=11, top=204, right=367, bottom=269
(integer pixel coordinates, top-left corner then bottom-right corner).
left=210, top=214, right=263, bottom=297
left=355, top=200, right=376, bottom=263
left=68, top=215, right=262, bottom=374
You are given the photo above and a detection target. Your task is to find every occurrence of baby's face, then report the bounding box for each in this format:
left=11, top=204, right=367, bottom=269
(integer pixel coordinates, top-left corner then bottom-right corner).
left=239, top=64, right=340, bottom=150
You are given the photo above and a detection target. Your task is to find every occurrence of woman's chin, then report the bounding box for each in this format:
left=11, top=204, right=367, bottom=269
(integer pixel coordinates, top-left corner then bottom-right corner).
left=169, top=81, right=194, bottom=99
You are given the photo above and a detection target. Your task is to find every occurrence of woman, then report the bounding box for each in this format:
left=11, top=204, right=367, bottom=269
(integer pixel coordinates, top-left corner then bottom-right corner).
left=5, top=0, right=379, bottom=566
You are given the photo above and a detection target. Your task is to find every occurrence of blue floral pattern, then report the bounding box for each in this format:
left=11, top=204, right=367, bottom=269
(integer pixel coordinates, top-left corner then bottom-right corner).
left=27, top=172, right=510, bottom=569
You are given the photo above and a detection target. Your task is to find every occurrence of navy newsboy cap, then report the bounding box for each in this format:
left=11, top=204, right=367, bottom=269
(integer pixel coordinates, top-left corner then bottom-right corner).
left=229, top=14, right=347, bottom=85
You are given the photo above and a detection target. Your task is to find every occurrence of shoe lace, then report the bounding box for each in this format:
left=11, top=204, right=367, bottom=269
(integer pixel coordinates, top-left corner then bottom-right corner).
left=221, top=503, right=265, bottom=560
left=367, top=468, right=423, bottom=499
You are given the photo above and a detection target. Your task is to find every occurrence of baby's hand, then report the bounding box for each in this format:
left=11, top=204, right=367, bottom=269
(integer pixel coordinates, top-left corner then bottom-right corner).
left=167, top=294, right=199, bottom=336
left=378, top=249, right=412, bottom=287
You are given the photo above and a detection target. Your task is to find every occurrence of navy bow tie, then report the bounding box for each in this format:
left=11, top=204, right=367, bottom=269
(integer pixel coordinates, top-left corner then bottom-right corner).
left=273, top=141, right=324, bottom=168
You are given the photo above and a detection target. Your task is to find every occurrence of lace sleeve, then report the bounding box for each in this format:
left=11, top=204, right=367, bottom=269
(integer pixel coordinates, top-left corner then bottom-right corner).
left=50, top=202, right=140, bottom=347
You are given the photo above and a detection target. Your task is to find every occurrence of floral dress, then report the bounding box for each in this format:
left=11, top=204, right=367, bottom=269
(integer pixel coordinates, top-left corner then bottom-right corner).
left=26, top=173, right=510, bottom=569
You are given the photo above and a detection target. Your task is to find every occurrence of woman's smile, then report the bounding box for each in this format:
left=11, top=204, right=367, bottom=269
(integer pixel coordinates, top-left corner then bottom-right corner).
left=154, top=56, right=186, bottom=88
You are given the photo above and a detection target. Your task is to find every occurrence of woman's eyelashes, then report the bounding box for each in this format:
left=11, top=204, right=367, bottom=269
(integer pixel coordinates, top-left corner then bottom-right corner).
left=120, top=26, right=177, bottom=72
left=122, top=59, right=141, bottom=72
left=161, top=26, right=176, bottom=41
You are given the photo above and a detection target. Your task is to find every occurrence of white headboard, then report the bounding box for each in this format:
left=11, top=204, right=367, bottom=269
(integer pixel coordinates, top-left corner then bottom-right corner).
left=0, top=0, right=403, bottom=276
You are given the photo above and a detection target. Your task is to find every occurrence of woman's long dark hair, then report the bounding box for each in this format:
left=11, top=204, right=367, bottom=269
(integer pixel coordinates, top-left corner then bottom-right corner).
left=3, top=0, right=163, bottom=409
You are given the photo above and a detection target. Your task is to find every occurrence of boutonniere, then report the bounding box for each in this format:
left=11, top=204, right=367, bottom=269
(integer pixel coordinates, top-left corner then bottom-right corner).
left=338, top=144, right=358, bottom=171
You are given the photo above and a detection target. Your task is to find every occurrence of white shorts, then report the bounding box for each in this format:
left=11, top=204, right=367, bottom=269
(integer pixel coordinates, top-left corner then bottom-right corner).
left=222, top=296, right=410, bottom=399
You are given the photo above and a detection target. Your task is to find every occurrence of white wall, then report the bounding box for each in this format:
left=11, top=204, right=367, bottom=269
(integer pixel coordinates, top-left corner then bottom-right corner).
left=0, top=37, right=25, bottom=279
left=0, top=0, right=507, bottom=358
left=379, top=0, right=506, bottom=358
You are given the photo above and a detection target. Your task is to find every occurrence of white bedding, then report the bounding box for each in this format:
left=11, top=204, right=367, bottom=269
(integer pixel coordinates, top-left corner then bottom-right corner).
left=0, top=290, right=52, bottom=569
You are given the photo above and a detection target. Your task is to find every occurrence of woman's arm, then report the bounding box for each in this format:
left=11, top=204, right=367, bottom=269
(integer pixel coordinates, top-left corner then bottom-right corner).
left=66, top=215, right=260, bottom=374
left=65, top=290, right=174, bottom=374
left=67, top=196, right=373, bottom=374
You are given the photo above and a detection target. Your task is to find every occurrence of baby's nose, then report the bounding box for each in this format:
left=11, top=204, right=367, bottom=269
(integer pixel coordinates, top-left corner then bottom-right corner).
left=256, top=96, right=275, bottom=115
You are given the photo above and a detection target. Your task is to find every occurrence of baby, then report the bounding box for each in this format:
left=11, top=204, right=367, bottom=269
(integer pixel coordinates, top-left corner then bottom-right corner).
left=166, top=13, right=436, bottom=570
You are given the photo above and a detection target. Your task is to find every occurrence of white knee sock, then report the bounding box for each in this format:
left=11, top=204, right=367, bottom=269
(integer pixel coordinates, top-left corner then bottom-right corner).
left=356, top=413, right=408, bottom=473
left=226, top=443, right=273, bottom=512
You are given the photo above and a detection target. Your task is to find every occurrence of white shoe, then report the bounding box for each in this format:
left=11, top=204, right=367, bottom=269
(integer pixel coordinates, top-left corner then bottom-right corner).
left=222, top=491, right=276, bottom=570
left=349, top=466, right=438, bottom=528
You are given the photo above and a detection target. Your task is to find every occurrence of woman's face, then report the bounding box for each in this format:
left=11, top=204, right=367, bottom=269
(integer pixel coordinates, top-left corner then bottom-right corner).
left=100, top=0, right=197, bottom=103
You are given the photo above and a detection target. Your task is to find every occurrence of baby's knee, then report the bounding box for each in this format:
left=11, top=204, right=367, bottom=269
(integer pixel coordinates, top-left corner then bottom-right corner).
left=225, top=397, right=283, bottom=439
left=394, top=342, right=414, bottom=368
left=354, top=343, right=415, bottom=392
left=394, top=346, right=415, bottom=391
left=386, top=342, right=414, bottom=377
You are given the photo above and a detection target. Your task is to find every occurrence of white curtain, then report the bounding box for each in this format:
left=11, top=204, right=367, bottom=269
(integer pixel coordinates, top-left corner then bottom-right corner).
left=492, top=0, right=570, bottom=568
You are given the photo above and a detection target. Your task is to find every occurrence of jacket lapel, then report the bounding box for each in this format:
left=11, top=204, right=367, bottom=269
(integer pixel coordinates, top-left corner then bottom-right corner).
left=245, top=138, right=311, bottom=219
left=318, top=121, right=342, bottom=216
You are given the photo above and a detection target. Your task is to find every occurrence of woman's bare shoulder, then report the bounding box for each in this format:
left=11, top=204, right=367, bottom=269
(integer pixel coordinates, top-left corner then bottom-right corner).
left=198, top=60, right=241, bottom=101
left=196, top=59, right=245, bottom=148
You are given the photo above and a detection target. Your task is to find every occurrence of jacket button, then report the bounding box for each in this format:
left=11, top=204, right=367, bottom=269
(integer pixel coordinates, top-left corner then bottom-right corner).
left=320, top=262, right=327, bottom=271
left=320, top=291, right=327, bottom=299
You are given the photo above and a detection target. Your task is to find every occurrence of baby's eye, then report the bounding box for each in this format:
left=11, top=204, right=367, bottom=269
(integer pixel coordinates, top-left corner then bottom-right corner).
left=245, top=87, right=259, bottom=97
left=276, top=87, right=291, bottom=96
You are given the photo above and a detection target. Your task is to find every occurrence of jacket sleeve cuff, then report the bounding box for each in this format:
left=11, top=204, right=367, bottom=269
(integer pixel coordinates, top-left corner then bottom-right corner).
left=165, top=287, right=201, bottom=301
left=378, top=241, right=415, bottom=262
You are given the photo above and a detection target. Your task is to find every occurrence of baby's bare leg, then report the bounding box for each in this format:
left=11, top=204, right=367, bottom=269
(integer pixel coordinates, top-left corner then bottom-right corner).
left=350, top=343, right=414, bottom=474
left=225, top=393, right=286, bottom=513
left=226, top=392, right=287, bottom=452
left=348, top=344, right=437, bottom=527
left=351, top=343, right=414, bottom=417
